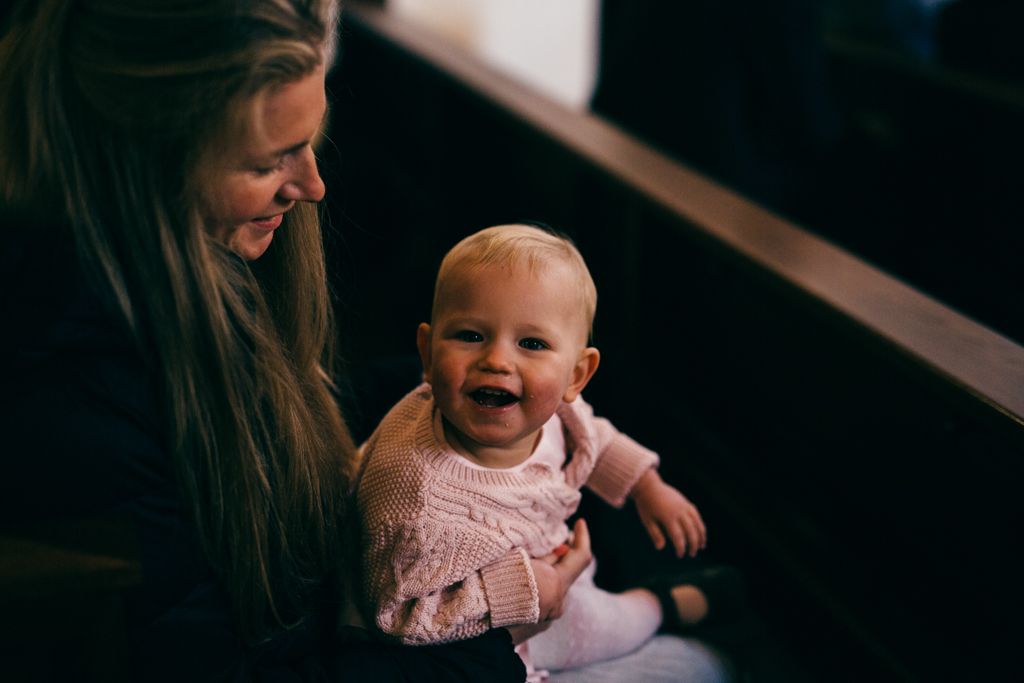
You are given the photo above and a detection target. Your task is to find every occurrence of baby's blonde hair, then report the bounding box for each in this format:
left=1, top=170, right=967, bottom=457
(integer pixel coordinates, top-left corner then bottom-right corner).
left=433, top=224, right=598, bottom=342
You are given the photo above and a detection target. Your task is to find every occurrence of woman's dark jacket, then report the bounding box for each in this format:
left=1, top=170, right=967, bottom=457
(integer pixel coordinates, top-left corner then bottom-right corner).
left=0, top=226, right=526, bottom=683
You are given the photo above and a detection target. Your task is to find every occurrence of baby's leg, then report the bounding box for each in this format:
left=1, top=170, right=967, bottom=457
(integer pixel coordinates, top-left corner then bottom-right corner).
left=529, top=559, right=662, bottom=671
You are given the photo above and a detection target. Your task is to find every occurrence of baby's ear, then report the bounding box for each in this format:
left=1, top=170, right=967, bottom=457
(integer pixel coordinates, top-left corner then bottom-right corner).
left=416, top=323, right=433, bottom=383
left=563, top=347, right=600, bottom=403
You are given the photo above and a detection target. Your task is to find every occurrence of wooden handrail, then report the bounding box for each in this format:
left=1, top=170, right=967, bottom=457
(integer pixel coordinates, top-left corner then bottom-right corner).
left=343, top=3, right=1024, bottom=437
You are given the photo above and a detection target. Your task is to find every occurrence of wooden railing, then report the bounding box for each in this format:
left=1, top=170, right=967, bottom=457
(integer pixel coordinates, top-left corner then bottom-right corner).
left=337, top=4, right=1024, bottom=436
left=328, top=5, right=1024, bottom=682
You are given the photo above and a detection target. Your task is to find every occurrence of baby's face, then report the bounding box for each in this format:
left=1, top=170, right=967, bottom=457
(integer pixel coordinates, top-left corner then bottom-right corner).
left=420, top=260, right=596, bottom=464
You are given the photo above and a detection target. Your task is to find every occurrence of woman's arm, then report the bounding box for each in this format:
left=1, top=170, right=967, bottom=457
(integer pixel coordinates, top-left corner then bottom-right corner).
left=329, top=629, right=526, bottom=683
left=128, top=576, right=526, bottom=683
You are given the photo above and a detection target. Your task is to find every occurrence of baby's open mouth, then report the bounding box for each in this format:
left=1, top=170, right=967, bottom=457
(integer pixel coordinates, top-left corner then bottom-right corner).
left=470, top=388, right=518, bottom=407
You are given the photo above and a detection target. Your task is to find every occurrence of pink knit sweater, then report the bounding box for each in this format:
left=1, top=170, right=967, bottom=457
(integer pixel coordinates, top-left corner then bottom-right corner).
left=356, top=383, right=659, bottom=645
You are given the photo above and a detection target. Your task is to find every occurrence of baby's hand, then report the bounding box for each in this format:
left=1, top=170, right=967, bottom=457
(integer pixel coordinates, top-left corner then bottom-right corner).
left=630, top=469, right=706, bottom=558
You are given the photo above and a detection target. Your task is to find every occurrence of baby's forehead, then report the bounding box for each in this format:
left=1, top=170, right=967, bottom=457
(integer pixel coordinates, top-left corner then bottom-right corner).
left=437, top=259, right=589, bottom=334
left=468, top=251, right=570, bottom=277
left=445, top=257, right=576, bottom=297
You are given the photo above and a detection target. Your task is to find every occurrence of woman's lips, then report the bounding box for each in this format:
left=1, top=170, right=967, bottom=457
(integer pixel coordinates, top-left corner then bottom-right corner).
left=250, top=213, right=284, bottom=230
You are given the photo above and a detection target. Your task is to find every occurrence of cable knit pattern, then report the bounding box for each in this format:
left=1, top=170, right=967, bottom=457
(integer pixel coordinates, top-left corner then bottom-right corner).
left=356, top=383, right=659, bottom=645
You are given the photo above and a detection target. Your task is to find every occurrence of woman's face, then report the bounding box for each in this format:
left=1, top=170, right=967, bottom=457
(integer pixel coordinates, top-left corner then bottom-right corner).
left=197, top=66, right=327, bottom=261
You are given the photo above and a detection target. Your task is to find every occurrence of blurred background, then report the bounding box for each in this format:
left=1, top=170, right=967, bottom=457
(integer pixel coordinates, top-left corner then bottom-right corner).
left=380, top=0, right=1024, bottom=346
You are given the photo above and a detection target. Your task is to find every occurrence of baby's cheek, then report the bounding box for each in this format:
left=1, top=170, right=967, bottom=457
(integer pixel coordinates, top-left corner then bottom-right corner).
left=524, top=378, right=568, bottom=414
left=432, top=387, right=459, bottom=418
left=428, top=365, right=462, bottom=409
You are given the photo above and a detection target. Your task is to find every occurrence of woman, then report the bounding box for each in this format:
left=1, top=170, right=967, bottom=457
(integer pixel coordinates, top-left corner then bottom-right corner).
left=0, top=0, right=541, bottom=679
left=0, top=1, right=731, bottom=680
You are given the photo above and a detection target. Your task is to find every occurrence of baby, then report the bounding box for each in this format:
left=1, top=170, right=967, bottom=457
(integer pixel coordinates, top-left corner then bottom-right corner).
left=356, top=224, right=739, bottom=676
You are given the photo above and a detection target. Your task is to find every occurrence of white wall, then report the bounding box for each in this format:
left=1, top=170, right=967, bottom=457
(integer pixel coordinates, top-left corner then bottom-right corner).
left=388, top=0, right=600, bottom=110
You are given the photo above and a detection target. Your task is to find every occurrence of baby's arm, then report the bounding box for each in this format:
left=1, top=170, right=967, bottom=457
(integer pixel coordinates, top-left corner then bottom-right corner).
left=562, top=397, right=706, bottom=558
left=364, top=517, right=594, bottom=646
left=630, top=467, right=707, bottom=558
left=363, top=518, right=540, bottom=645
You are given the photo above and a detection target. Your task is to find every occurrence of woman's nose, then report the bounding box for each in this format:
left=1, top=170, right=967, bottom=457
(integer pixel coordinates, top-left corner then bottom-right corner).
left=278, top=147, right=325, bottom=203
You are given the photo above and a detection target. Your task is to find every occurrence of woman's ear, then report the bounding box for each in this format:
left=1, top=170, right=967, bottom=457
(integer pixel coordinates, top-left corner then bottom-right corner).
left=563, top=347, right=600, bottom=403
left=416, top=323, right=433, bottom=383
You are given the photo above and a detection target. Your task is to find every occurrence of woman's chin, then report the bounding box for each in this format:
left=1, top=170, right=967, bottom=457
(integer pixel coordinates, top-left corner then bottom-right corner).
left=230, top=224, right=277, bottom=261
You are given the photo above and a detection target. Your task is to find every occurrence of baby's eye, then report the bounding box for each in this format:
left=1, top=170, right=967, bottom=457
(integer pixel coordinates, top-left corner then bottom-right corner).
left=519, top=338, right=546, bottom=351
left=454, top=330, right=483, bottom=343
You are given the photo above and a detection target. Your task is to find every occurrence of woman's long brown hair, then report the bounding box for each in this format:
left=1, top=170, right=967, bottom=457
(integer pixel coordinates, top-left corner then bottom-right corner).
left=0, top=0, right=354, bottom=644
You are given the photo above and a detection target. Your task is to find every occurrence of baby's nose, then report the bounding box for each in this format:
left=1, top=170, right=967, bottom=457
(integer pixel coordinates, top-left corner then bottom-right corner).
left=479, top=344, right=514, bottom=373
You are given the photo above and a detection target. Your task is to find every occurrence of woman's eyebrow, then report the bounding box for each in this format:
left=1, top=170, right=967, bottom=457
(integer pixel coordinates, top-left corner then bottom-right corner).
left=269, top=140, right=310, bottom=158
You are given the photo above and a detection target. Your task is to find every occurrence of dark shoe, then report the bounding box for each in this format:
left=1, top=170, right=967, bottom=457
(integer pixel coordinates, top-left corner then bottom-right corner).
left=642, top=564, right=747, bottom=633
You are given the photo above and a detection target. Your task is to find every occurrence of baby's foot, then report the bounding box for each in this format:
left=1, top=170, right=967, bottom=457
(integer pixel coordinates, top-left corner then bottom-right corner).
left=643, top=565, right=746, bottom=634
left=670, top=584, right=709, bottom=625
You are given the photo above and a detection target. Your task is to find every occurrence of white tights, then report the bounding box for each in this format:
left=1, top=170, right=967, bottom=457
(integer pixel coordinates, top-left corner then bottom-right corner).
left=523, top=559, right=663, bottom=673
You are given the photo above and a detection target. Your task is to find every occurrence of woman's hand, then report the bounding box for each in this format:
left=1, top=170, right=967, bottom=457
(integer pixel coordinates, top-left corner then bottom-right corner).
left=506, top=518, right=592, bottom=645
left=534, top=518, right=592, bottom=621
left=631, top=468, right=707, bottom=558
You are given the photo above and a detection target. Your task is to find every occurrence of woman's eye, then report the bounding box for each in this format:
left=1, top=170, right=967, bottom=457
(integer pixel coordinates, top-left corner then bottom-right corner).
left=519, top=339, right=546, bottom=351
left=454, top=331, right=483, bottom=342
left=254, top=158, right=286, bottom=176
